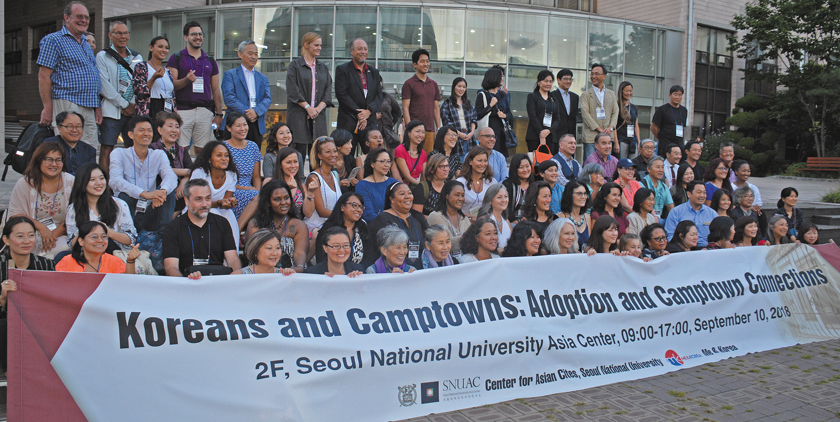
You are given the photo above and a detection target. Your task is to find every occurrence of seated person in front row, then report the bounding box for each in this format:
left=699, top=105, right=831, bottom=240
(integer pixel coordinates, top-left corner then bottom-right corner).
left=162, top=179, right=241, bottom=277
left=56, top=221, right=141, bottom=274
left=109, top=115, right=177, bottom=233
left=367, top=225, right=417, bottom=274
left=44, top=111, right=96, bottom=176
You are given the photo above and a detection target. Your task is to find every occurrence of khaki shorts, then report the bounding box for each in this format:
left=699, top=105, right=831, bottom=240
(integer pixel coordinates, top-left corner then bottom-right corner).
left=423, top=131, right=435, bottom=153
left=52, top=99, right=98, bottom=148
left=178, top=107, right=214, bottom=149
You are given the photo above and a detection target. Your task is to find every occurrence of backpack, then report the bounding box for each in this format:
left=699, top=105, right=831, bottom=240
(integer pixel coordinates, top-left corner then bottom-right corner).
left=4, top=123, right=54, bottom=177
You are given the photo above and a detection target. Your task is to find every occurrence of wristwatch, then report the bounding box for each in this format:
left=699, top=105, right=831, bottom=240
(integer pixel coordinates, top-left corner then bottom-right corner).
left=215, top=112, right=223, bottom=117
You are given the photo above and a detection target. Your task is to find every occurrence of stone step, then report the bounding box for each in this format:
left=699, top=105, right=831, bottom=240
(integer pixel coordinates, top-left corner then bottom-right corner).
left=800, top=204, right=840, bottom=218
left=818, top=225, right=840, bottom=244
left=812, top=215, right=840, bottom=226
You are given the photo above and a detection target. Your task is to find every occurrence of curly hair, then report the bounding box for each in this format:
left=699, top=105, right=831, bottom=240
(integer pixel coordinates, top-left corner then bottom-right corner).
left=459, top=217, right=497, bottom=256
left=501, top=221, right=541, bottom=257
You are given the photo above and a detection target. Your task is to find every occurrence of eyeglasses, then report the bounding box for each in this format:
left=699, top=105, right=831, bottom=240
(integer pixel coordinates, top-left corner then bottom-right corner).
left=344, top=202, right=363, bottom=210
left=652, top=236, right=667, bottom=242
left=86, top=234, right=109, bottom=241
left=590, top=72, right=605, bottom=76
left=375, top=159, right=392, bottom=165
left=110, top=31, right=130, bottom=36
left=480, top=134, right=496, bottom=138
left=560, top=77, right=573, bottom=82
left=189, top=32, right=204, bottom=37
left=573, top=191, right=588, bottom=197
left=316, top=136, right=334, bottom=142
left=69, top=14, right=90, bottom=21
left=325, top=244, right=351, bottom=250
left=43, top=157, right=64, bottom=165
left=60, top=124, right=83, bottom=131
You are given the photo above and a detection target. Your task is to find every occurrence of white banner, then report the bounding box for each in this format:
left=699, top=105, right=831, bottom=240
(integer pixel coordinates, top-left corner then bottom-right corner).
left=22, top=244, right=840, bottom=421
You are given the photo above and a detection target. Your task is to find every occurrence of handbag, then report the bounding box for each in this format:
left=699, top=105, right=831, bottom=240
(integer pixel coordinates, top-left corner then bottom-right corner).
left=529, top=144, right=553, bottom=173
left=476, top=91, right=491, bottom=132
left=503, top=120, right=518, bottom=149
left=185, top=265, right=233, bottom=276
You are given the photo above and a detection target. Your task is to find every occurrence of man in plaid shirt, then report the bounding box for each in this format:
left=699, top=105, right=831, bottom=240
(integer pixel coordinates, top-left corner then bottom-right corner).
left=37, top=1, right=101, bottom=148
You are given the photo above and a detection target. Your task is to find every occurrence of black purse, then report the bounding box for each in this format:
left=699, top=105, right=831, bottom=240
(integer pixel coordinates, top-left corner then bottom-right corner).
left=186, top=265, right=233, bottom=276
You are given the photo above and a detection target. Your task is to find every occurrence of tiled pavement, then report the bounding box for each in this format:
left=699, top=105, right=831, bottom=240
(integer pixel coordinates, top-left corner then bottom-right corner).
left=397, top=340, right=840, bottom=422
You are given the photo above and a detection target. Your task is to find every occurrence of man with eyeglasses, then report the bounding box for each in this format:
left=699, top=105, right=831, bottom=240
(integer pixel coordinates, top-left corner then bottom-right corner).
left=43, top=111, right=96, bottom=175
left=475, top=127, right=507, bottom=183
left=665, top=180, right=717, bottom=247
left=221, top=40, right=272, bottom=150
left=96, top=20, right=143, bottom=170
left=580, top=63, right=618, bottom=160
left=551, top=69, right=579, bottom=140
left=167, top=21, right=224, bottom=157
left=37, top=1, right=101, bottom=148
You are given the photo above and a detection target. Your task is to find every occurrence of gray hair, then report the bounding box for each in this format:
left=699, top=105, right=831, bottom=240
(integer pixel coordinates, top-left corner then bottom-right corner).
left=349, top=38, right=367, bottom=50
left=720, top=142, right=735, bottom=152
left=640, top=138, right=655, bottom=148
left=578, top=163, right=605, bottom=184
left=594, top=132, right=611, bottom=144
left=424, top=225, right=450, bottom=244
left=732, top=185, right=754, bottom=206
left=109, top=21, right=127, bottom=33
left=377, top=224, right=409, bottom=251
left=184, top=178, right=210, bottom=199
left=477, top=183, right=507, bottom=219
left=542, top=218, right=579, bottom=254
left=64, top=1, right=86, bottom=17
left=646, top=155, right=665, bottom=169
left=238, top=40, right=257, bottom=53
left=766, top=215, right=790, bottom=244
left=244, top=229, right=281, bottom=266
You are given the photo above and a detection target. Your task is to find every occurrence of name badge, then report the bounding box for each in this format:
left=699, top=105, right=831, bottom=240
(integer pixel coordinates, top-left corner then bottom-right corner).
left=193, top=258, right=209, bottom=266
left=39, top=217, right=57, bottom=231
left=451, top=251, right=461, bottom=259
left=193, top=77, right=205, bottom=94
left=250, top=96, right=257, bottom=109
left=135, top=198, right=149, bottom=214
left=164, top=98, right=174, bottom=112
left=596, top=107, right=606, bottom=120
left=627, top=125, right=635, bottom=137
left=676, top=125, right=684, bottom=138
left=118, top=78, right=130, bottom=95
left=408, top=243, right=420, bottom=260
left=543, top=113, right=552, bottom=127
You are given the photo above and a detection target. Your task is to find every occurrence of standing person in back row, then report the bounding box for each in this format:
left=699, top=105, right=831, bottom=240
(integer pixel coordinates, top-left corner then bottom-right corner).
left=287, top=32, right=333, bottom=166
left=402, top=49, right=441, bottom=154
left=167, top=21, right=224, bottom=158
left=651, top=85, right=688, bottom=150
left=37, top=2, right=101, bottom=147
left=580, top=64, right=618, bottom=160
left=551, top=69, right=579, bottom=142
left=96, top=21, right=142, bottom=170
left=221, top=40, right=272, bottom=150
left=335, top=39, right=383, bottom=153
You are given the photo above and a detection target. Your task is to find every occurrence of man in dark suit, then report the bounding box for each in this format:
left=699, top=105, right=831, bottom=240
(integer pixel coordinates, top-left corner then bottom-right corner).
left=335, top=38, right=383, bottom=151
left=221, top=40, right=271, bottom=148
left=551, top=68, right=579, bottom=141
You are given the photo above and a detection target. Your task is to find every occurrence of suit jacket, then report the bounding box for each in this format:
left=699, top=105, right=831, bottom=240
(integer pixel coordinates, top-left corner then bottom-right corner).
left=286, top=57, right=334, bottom=144
left=525, top=92, right=561, bottom=144
left=550, top=89, right=579, bottom=138
left=221, top=66, right=272, bottom=134
left=334, top=61, right=383, bottom=133
left=580, top=86, right=619, bottom=144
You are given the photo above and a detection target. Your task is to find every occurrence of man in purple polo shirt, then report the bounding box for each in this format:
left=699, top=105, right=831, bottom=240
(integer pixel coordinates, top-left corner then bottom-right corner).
left=401, top=48, right=441, bottom=153
left=167, top=21, right=224, bottom=157
left=584, top=132, right=618, bottom=181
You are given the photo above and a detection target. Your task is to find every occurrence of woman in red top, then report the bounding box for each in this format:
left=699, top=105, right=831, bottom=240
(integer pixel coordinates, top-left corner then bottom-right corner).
left=57, top=221, right=140, bottom=274
left=394, top=120, right=428, bottom=185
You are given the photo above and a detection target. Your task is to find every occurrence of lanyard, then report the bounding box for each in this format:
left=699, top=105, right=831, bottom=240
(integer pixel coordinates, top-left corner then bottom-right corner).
left=188, top=54, right=206, bottom=78
left=132, top=149, right=153, bottom=192
left=543, top=96, right=553, bottom=116
left=187, top=225, right=211, bottom=261
left=670, top=106, right=683, bottom=126
left=397, top=214, right=420, bottom=242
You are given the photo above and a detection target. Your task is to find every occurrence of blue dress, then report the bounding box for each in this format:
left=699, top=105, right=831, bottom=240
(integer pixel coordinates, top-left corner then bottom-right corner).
left=224, top=140, right=262, bottom=218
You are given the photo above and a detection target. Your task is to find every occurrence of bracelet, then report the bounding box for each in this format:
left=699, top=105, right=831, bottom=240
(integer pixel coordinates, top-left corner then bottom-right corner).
left=306, top=196, right=315, bottom=200
left=304, top=104, right=310, bottom=109
left=126, top=260, right=136, bottom=264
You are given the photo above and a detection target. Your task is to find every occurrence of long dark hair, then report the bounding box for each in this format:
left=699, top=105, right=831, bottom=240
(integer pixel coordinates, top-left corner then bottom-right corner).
left=322, top=192, right=369, bottom=239
left=24, top=142, right=66, bottom=193
left=402, top=120, right=426, bottom=155
left=591, top=182, right=625, bottom=218
left=668, top=220, right=698, bottom=250
left=363, top=148, right=391, bottom=179
left=69, top=163, right=119, bottom=229
left=449, top=77, right=472, bottom=108
left=707, top=216, right=735, bottom=244
left=777, top=187, right=799, bottom=209
left=533, top=69, right=554, bottom=93
left=460, top=217, right=497, bottom=256
left=733, top=215, right=759, bottom=246
left=560, top=180, right=589, bottom=214
left=192, top=140, right=239, bottom=175
left=703, top=158, right=733, bottom=192
left=147, top=36, right=169, bottom=61
left=675, top=162, right=693, bottom=188
left=507, top=153, right=534, bottom=184
left=588, top=215, right=619, bottom=253
left=501, top=221, right=541, bottom=257
left=266, top=122, right=292, bottom=155
left=254, top=180, right=300, bottom=228
left=710, top=189, right=732, bottom=216
left=273, top=146, right=303, bottom=188
left=632, top=188, right=654, bottom=214
left=71, top=221, right=109, bottom=266
left=481, top=68, right=503, bottom=91
left=433, top=125, right=462, bottom=156
left=522, top=181, right=552, bottom=222
left=435, top=180, right=466, bottom=216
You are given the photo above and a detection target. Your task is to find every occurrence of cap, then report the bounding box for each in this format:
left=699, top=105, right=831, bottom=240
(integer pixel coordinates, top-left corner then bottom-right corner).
left=617, top=158, right=636, bottom=169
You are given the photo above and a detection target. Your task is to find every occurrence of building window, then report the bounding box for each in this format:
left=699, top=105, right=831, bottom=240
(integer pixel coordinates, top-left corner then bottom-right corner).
left=31, top=22, right=58, bottom=61
left=694, top=26, right=732, bottom=136
left=5, top=29, right=23, bottom=76
left=743, top=42, right=777, bottom=98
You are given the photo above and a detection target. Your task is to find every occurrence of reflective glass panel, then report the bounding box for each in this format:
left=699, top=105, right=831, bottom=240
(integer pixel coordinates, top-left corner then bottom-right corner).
left=380, top=7, right=421, bottom=60
left=334, top=7, right=377, bottom=59
left=466, top=10, right=506, bottom=64
left=126, top=17, right=153, bottom=54
left=509, top=13, right=547, bottom=66
left=424, top=8, right=465, bottom=61
left=548, top=16, right=587, bottom=69
left=296, top=7, right=334, bottom=58
left=254, top=7, right=293, bottom=58
left=219, top=9, right=253, bottom=59
left=158, top=15, right=183, bottom=51
left=589, top=21, right=624, bottom=73
left=625, top=26, right=655, bottom=76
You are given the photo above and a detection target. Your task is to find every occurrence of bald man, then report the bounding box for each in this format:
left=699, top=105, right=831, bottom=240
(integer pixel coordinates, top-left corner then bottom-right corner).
left=474, top=126, right=508, bottom=182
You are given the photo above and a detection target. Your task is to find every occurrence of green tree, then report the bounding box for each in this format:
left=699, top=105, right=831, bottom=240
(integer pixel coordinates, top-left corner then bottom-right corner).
left=730, top=0, right=840, bottom=157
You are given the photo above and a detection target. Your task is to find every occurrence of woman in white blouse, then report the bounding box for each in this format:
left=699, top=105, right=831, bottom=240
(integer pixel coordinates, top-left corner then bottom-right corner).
left=455, top=147, right=497, bottom=217
left=477, top=183, right=512, bottom=253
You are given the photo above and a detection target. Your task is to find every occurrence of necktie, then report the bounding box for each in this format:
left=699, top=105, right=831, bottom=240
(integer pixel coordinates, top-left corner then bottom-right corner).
left=670, top=165, right=676, bottom=187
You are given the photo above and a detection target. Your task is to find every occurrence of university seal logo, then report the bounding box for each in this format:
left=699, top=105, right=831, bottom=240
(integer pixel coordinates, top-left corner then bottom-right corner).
left=398, top=384, right=417, bottom=407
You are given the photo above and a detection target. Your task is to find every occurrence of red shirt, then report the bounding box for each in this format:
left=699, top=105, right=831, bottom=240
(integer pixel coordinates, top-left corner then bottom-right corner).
left=401, top=74, right=440, bottom=132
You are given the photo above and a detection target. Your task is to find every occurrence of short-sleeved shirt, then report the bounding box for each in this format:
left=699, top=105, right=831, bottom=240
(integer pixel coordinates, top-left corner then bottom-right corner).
left=401, top=74, right=440, bottom=131
left=167, top=49, right=219, bottom=107
left=36, top=26, right=100, bottom=108
left=642, top=175, right=673, bottom=215
left=394, top=144, right=427, bottom=180
left=162, top=213, right=237, bottom=276
left=651, top=104, right=688, bottom=147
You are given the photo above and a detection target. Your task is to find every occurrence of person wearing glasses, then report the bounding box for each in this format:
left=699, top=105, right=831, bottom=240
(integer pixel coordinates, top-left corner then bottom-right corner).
left=305, top=227, right=365, bottom=277
left=150, top=111, right=192, bottom=212
left=56, top=221, right=141, bottom=273
left=221, top=41, right=272, bottom=150
left=37, top=2, right=101, bottom=149
left=580, top=64, right=619, bottom=159
left=639, top=223, right=671, bottom=259
left=356, top=148, right=398, bottom=222
left=551, top=69, right=580, bottom=143
left=96, top=20, right=143, bottom=170
left=43, top=111, right=96, bottom=176
left=9, top=143, right=75, bottom=258
left=167, top=21, right=223, bottom=158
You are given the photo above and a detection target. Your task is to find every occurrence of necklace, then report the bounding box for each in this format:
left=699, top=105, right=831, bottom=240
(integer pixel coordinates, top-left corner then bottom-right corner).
left=567, top=212, right=585, bottom=228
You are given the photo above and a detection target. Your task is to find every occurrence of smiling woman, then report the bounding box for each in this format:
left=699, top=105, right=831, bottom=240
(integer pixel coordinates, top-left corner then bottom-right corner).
left=56, top=221, right=140, bottom=274
left=369, top=182, right=430, bottom=269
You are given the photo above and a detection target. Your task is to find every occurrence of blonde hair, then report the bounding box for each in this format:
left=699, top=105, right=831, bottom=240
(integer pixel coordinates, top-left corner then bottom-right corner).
left=309, top=136, right=335, bottom=169
left=301, top=32, right=322, bottom=55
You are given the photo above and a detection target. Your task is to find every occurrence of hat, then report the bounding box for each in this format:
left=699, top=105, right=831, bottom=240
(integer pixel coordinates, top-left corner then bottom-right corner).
left=617, top=158, right=636, bottom=169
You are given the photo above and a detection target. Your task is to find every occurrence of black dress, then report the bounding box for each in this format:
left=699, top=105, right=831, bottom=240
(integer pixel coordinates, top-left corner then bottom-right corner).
left=369, top=210, right=430, bottom=269
left=475, top=89, right=512, bottom=157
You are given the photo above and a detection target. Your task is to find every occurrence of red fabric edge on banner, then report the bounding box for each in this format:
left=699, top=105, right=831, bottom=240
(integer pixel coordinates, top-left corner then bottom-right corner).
left=813, top=242, right=840, bottom=272
left=7, top=269, right=106, bottom=422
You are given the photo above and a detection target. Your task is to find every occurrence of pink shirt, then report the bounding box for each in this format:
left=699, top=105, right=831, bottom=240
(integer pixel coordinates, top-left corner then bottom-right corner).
left=394, top=144, right=428, bottom=180
left=305, top=58, right=317, bottom=106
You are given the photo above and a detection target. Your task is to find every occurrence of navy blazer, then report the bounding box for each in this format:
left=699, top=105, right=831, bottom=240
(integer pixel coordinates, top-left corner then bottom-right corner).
left=221, top=65, right=272, bottom=134
left=551, top=89, right=580, bottom=138
left=334, top=60, right=383, bottom=133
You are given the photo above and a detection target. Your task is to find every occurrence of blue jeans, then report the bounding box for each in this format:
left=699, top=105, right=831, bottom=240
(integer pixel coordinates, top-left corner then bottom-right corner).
left=119, top=190, right=176, bottom=232
left=583, top=143, right=597, bottom=160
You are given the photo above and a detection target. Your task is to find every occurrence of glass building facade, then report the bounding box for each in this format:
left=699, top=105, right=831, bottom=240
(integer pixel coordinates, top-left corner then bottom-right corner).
left=116, top=2, right=681, bottom=153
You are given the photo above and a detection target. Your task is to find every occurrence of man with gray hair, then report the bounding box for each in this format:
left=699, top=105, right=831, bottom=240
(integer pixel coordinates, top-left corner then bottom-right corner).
left=631, top=138, right=656, bottom=180
left=37, top=2, right=101, bottom=148
left=335, top=38, right=383, bottom=150
left=641, top=155, right=674, bottom=218
left=221, top=40, right=271, bottom=148
left=96, top=20, right=143, bottom=169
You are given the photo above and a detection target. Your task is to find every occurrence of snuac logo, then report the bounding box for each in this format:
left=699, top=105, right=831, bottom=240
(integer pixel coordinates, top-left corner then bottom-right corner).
left=665, top=349, right=703, bottom=366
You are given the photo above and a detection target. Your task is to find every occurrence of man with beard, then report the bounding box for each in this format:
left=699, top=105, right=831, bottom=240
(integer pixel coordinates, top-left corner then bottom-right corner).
left=163, top=178, right=240, bottom=276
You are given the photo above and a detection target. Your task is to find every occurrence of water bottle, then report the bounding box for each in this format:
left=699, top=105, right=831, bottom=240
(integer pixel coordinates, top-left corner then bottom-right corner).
left=211, top=123, right=221, bottom=140
left=211, top=123, right=218, bottom=131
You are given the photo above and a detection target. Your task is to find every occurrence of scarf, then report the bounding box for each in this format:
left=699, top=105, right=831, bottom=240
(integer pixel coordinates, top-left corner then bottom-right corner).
left=373, top=256, right=408, bottom=274
left=421, top=248, right=453, bottom=269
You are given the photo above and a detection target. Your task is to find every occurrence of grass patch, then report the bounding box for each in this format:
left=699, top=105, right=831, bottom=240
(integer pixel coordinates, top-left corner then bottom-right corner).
left=821, top=187, right=840, bottom=203
left=801, top=355, right=813, bottom=359
left=759, top=366, right=772, bottom=369
left=668, top=391, right=686, bottom=398
left=789, top=365, right=799, bottom=369
left=749, top=369, right=761, bottom=373
left=720, top=405, right=733, bottom=410
left=614, top=410, right=628, bottom=415
left=573, top=402, right=586, bottom=407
